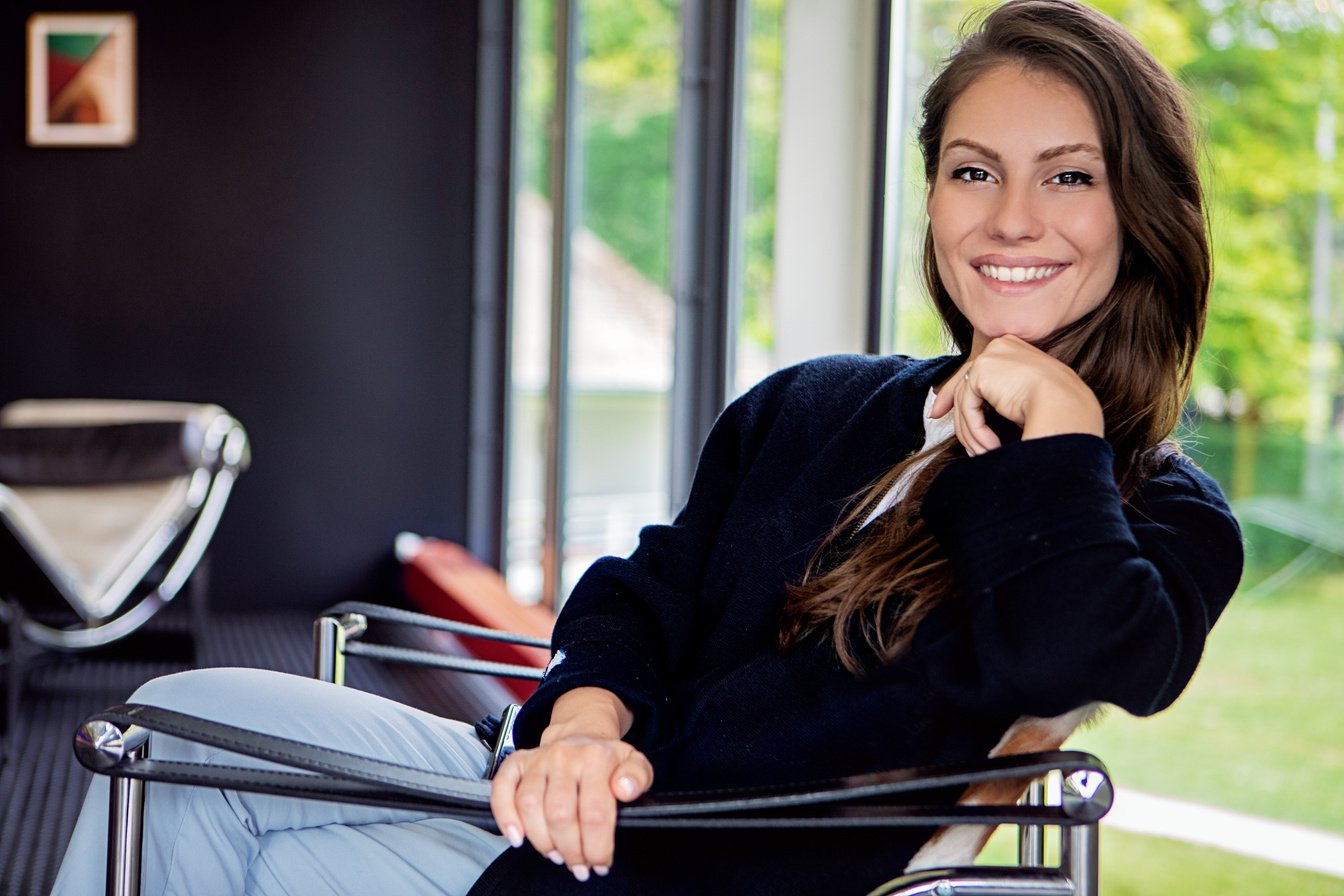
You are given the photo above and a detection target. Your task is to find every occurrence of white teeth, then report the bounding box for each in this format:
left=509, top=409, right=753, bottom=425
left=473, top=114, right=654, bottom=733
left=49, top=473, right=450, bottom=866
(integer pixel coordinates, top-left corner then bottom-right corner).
left=977, top=264, right=1060, bottom=283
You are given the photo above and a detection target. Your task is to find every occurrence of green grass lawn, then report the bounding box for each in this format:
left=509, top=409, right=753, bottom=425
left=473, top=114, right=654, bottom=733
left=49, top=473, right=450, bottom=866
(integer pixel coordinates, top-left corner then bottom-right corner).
left=977, top=827, right=1344, bottom=894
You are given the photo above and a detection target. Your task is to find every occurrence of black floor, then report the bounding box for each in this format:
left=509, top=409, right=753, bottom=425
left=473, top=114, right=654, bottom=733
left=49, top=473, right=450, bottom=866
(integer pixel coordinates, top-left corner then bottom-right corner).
left=0, top=609, right=508, bottom=896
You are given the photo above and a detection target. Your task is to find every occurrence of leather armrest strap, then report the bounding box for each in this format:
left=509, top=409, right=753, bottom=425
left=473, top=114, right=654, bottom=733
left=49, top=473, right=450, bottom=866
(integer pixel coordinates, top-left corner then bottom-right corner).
left=78, top=704, right=1110, bottom=831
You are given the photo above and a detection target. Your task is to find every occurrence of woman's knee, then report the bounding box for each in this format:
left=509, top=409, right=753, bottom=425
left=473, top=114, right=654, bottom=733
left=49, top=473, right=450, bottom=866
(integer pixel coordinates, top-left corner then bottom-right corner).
left=131, top=668, right=223, bottom=706
left=129, top=667, right=301, bottom=720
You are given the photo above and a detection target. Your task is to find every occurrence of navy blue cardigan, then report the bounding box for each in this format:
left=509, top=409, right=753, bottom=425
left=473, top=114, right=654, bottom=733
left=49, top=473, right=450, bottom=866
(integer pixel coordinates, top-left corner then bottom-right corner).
left=469, top=353, right=1242, bottom=895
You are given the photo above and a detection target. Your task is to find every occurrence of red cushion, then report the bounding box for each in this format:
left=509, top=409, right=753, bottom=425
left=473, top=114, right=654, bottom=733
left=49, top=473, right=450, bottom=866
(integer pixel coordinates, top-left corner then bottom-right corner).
left=401, top=540, right=553, bottom=701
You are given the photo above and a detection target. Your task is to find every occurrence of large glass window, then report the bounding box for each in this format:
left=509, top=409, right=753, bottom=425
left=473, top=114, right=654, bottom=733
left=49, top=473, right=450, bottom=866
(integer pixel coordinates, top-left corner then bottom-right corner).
left=877, top=1, right=1344, bottom=888
left=734, top=0, right=785, bottom=396
left=506, top=1, right=881, bottom=604
left=507, top=0, right=681, bottom=605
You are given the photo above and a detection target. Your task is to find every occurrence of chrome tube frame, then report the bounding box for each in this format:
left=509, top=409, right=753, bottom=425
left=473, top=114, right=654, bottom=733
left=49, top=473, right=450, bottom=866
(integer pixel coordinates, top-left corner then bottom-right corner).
left=1018, top=778, right=1047, bottom=866
left=1058, top=768, right=1107, bottom=896
left=868, top=867, right=1077, bottom=896
left=74, top=720, right=151, bottom=896
left=312, top=612, right=369, bottom=685
left=1060, top=824, right=1100, bottom=896
left=107, top=768, right=147, bottom=896
left=872, top=765, right=1111, bottom=896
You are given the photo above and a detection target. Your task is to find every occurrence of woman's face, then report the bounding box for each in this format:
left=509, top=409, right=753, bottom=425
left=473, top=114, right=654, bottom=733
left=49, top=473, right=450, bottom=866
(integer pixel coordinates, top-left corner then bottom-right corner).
left=927, top=64, right=1122, bottom=355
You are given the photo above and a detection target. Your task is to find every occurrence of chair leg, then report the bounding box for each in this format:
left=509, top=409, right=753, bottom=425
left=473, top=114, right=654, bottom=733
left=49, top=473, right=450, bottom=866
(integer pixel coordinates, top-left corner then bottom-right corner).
left=186, top=554, right=211, bottom=662
left=106, top=771, right=147, bottom=896
left=1061, top=823, right=1100, bottom=896
left=1018, top=778, right=1046, bottom=866
left=312, top=612, right=368, bottom=685
left=75, top=718, right=153, bottom=895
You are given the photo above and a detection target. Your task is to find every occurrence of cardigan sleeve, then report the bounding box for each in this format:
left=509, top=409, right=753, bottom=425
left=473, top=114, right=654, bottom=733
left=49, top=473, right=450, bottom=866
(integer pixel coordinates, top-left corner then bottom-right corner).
left=916, top=433, right=1243, bottom=718
left=511, top=361, right=811, bottom=750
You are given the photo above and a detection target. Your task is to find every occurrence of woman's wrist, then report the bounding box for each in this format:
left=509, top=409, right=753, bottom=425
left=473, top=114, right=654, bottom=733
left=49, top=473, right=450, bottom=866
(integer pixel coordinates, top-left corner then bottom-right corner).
left=540, top=687, right=634, bottom=744
left=1020, top=379, right=1104, bottom=441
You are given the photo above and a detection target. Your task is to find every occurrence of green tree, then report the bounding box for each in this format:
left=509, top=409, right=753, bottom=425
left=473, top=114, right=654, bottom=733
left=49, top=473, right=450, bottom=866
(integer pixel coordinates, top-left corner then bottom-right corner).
left=1139, top=0, right=1341, bottom=497
left=517, top=0, right=679, bottom=289
left=577, top=0, right=679, bottom=287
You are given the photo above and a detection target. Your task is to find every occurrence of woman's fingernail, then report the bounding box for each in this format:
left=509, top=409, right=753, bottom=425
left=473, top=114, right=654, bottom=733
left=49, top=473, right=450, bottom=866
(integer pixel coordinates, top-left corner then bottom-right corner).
left=547, top=850, right=565, bottom=865
left=594, top=865, right=611, bottom=877
left=504, top=825, right=524, bottom=848
left=572, top=865, right=591, bottom=882
left=617, top=776, right=637, bottom=799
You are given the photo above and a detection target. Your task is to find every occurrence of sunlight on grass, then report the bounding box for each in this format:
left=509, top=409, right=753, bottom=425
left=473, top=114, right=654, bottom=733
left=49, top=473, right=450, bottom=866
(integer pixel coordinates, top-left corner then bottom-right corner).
left=978, top=826, right=1344, bottom=894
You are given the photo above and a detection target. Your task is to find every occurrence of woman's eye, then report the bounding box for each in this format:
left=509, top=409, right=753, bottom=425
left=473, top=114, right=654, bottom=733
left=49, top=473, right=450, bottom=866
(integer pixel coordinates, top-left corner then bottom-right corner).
left=950, top=166, right=993, bottom=183
left=1051, top=170, right=1094, bottom=186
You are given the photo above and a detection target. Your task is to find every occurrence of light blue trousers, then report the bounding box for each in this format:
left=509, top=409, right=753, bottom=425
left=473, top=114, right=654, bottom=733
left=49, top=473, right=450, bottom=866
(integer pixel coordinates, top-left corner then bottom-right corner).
left=51, top=667, right=508, bottom=896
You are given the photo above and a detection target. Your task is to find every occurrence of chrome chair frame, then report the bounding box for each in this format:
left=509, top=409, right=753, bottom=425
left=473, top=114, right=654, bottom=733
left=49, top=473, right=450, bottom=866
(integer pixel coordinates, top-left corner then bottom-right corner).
left=75, top=602, right=1111, bottom=896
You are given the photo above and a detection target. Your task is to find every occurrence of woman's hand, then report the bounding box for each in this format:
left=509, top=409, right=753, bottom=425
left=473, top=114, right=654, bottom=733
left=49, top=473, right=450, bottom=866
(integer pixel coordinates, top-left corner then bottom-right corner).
left=930, top=334, right=1103, bottom=456
left=489, top=687, right=653, bottom=881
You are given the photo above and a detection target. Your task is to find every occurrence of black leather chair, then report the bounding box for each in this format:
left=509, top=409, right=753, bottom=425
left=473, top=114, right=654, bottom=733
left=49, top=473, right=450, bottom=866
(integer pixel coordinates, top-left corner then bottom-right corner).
left=1, top=399, right=249, bottom=744
left=75, top=601, right=1111, bottom=896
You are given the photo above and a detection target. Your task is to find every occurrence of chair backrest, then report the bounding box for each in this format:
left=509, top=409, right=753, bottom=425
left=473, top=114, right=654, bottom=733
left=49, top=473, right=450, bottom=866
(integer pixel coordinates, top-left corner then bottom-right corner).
left=0, top=399, right=248, bottom=647
left=904, top=702, right=1104, bottom=871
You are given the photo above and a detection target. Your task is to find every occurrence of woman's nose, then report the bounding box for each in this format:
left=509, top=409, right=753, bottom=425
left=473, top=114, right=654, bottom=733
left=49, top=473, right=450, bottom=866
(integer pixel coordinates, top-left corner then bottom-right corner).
left=986, top=182, right=1043, bottom=242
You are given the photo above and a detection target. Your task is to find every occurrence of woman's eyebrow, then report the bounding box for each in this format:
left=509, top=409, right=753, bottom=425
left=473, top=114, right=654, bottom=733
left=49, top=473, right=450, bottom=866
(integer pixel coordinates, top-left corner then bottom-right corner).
left=941, top=138, right=999, bottom=161
left=1035, top=142, right=1104, bottom=162
left=940, top=138, right=1104, bottom=164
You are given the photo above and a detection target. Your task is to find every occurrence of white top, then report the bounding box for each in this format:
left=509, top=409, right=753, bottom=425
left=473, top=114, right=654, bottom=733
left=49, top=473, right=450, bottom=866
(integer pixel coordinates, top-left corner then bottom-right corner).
left=859, top=388, right=955, bottom=530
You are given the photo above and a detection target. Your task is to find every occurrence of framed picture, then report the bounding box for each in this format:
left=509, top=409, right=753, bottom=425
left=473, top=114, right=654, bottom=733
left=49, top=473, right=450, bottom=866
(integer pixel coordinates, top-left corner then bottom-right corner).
left=27, top=13, right=137, bottom=147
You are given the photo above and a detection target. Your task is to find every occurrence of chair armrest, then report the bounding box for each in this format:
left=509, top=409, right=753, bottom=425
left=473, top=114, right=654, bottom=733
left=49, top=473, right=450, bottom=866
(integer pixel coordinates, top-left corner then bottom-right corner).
left=626, top=749, right=1111, bottom=826
left=322, top=601, right=551, bottom=648
left=74, top=702, right=1111, bottom=829
left=73, top=703, right=1112, bottom=896
left=315, top=601, right=550, bottom=683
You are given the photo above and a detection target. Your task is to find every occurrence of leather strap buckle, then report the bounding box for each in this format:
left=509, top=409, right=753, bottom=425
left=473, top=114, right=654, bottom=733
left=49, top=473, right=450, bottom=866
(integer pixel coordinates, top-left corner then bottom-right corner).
left=486, top=703, right=521, bottom=779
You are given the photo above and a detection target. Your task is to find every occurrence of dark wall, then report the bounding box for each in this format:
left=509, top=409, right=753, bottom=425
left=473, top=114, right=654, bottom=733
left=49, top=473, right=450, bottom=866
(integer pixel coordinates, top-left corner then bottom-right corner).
left=1, top=1, right=481, bottom=610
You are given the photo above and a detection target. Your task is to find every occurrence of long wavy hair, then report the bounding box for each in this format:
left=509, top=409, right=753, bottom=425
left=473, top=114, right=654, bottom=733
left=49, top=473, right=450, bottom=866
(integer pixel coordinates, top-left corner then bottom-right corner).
left=781, top=0, right=1211, bottom=673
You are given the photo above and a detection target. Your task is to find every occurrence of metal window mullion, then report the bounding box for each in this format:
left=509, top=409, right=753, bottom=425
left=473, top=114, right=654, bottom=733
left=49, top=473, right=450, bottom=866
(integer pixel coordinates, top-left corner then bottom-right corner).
left=468, top=0, right=517, bottom=571
left=865, top=0, right=893, bottom=356
left=669, top=0, right=745, bottom=513
left=542, top=0, right=581, bottom=608
left=871, top=0, right=911, bottom=356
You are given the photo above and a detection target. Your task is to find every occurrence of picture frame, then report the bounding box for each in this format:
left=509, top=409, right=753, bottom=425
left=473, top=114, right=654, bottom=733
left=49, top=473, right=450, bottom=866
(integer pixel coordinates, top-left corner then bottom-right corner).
left=27, top=13, right=137, bottom=147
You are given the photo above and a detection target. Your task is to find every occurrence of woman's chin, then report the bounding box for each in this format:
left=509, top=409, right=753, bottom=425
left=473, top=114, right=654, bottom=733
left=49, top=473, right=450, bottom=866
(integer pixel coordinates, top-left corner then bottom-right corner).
left=973, top=324, right=1052, bottom=347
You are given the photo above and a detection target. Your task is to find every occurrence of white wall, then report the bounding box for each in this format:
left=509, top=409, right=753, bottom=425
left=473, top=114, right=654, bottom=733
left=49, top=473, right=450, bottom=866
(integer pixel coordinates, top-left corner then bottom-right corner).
left=772, top=0, right=878, bottom=367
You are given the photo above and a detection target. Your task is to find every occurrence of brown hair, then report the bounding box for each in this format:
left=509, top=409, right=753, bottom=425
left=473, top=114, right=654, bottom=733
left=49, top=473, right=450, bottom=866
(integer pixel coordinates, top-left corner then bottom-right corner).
left=781, top=0, right=1210, bottom=672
